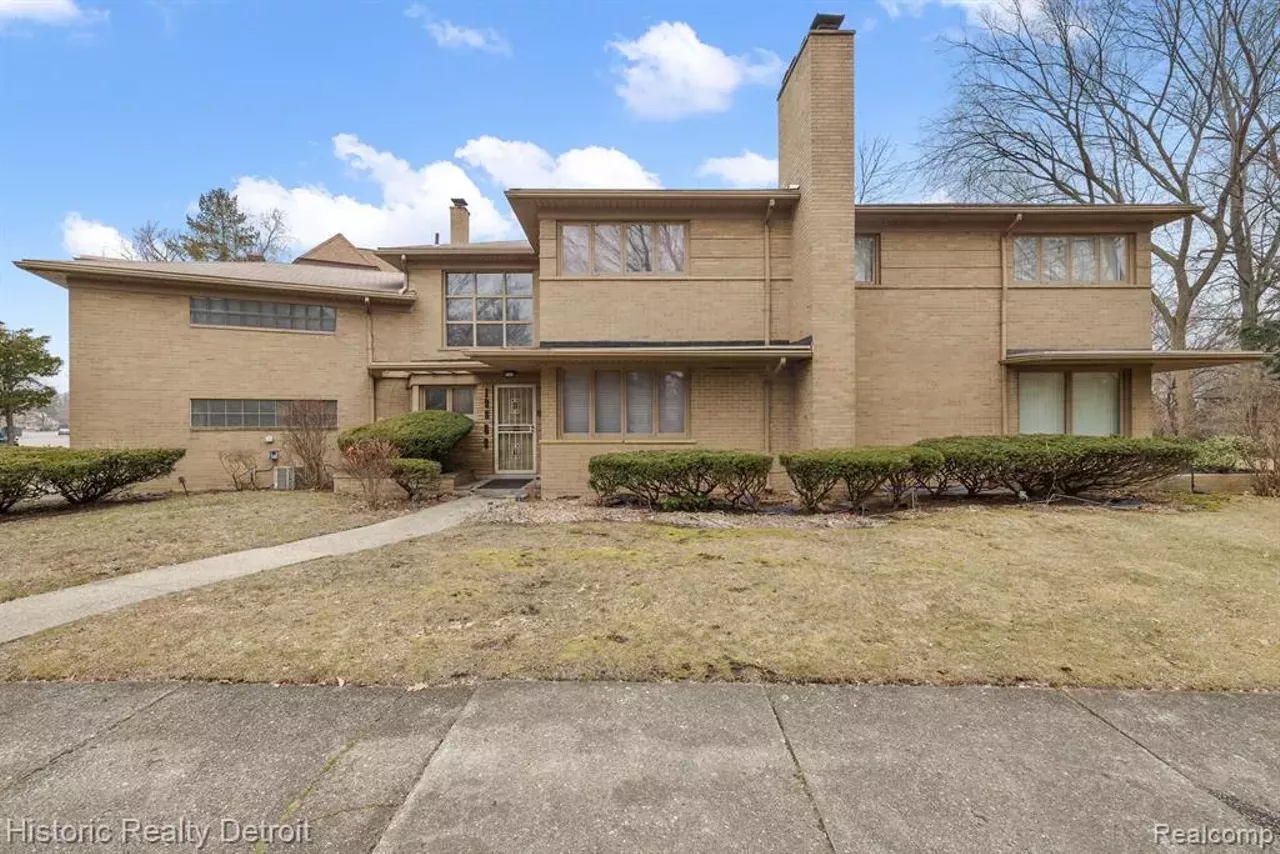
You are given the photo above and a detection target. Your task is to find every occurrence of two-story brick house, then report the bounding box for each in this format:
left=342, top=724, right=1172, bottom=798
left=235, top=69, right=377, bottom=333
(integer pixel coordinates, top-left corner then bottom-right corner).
left=16, top=14, right=1261, bottom=496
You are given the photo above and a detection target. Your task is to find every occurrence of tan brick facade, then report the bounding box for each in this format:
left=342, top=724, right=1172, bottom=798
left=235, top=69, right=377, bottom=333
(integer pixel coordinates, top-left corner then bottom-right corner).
left=47, top=16, right=1179, bottom=497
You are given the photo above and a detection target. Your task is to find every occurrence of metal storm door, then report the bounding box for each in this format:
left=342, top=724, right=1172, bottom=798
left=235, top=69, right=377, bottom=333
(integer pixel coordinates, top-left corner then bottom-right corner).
left=495, top=385, right=536, bottom=473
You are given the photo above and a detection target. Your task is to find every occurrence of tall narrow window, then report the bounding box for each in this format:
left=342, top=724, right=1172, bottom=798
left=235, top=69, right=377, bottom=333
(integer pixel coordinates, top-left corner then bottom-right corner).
left=626, top=224, right=653, bottom=273
left=656, top=224, right=686, bottom=273
left=1071, top=237, right=1096, bottom=282
left=593, top=224, right=622, bottom=274
left=1014, top=237, right=1038, bottom=281
left=1101, top=236, right=1126, bottom=281
left=1018, top=372, right=1066, bottom=434
left=658, top=371, right=686, bottom=434
left=594, top=371, right=622, bottom=433
left=1072, top=372, right=1121, bottom=436
left=625, top=371, right=654, bottom=433
left=562, top=225, right=589, bottom=274
left=562, top=371, right=590, bottom=434
left=1042, top=237, right=1068, bottom=281
left=855, top=235, right=877, bottom=282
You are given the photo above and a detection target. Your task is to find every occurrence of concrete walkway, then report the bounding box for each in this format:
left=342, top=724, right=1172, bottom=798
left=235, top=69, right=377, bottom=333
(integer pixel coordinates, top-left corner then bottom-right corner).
left=0, top=495, right=489, bottom=644
left=0, top=681, right=1275, bottom=852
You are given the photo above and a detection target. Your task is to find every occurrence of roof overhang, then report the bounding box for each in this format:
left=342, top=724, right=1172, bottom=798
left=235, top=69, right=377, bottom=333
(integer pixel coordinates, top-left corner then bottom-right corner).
left=504, top=189, right=802, bottom=243
left=461, top=343, right=813, bottom=369
left=370, top=243, right=536, bottom=271
left=14, top=260, right=417, bottom=305
left=856, top=204, right=1200, bottom=231
left=1003, top=349, right=1267, bottom=372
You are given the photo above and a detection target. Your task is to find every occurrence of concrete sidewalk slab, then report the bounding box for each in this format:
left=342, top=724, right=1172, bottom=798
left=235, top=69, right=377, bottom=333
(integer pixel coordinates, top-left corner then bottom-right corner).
left=1070, top=688, right=1280, bottom=827
left=0, top=495, right=488, bottom=644
left=768, top=684, right=1251, bottom=853
left=0, top=683, right=175, bottom=792
left=0, top=683, right=472, bottom=853
left=374, top=681, right=831, bottom=853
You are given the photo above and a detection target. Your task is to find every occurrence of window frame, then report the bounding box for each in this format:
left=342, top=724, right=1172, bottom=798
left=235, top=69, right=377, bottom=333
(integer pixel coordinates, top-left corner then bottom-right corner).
left=1016, top=370, right=1129, bottom=436
left=189, top=399, right=338, bottom=430
left=420, top=385, right=476, bottom=418
left=558, top=221, right=689, bottom=277
left=442, top=271, right=536, bottom=350
left=1011, top=235, right=1131, bottom=284
left=189, top=297, right=337, bottom=333
left=558, top=368, right=690, bottom=438
left=854, top=234, right=879, bottom=283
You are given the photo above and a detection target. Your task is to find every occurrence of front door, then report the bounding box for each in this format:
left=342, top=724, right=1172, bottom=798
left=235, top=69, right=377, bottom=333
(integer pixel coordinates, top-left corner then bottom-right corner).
left=494, top=385, right=536, bottom=474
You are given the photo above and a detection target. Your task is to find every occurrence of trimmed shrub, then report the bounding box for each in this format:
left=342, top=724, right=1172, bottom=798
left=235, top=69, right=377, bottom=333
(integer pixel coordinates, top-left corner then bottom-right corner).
left=338, top=411, right=473, bottom=467
left=780, top=447, right=941, bottom=511
left=1191, top=435, right=1252, bottom=473
left=391, top=458, right=443, bottom=501
left=918, top=435, right=1196, bottom=499
left=35, top=448, right=186, bottom=505
left=587, top=450, right=773, bottom=510
left=0, top=451, right=48, bottom=513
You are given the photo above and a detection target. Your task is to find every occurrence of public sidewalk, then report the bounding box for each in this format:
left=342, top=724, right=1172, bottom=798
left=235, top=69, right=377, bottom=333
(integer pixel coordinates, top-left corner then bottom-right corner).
left=0, top=495, right=488, bottom=644
left=0, top=681, right=1275, bottom=852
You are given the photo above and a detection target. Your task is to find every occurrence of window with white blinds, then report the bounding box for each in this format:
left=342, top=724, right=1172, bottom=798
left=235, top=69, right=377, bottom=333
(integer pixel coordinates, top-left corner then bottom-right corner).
left=1013, top=236, right=1129, bottom=283
left=560, top=369, right=687, bottom=437
left=1018, top=371, right=1123, bottom=436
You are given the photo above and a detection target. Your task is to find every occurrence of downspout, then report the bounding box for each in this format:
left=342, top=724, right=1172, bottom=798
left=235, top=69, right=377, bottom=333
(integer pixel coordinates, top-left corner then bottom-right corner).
left=365, top=297, right=376, bottom=422
left=762, top=198, right=776, bottom=347
left=1000, top=213, right=1022, bottom=434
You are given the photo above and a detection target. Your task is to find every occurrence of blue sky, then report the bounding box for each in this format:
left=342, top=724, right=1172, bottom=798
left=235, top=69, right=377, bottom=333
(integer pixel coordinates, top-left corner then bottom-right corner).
left=0, top=0, right=986, bottom=388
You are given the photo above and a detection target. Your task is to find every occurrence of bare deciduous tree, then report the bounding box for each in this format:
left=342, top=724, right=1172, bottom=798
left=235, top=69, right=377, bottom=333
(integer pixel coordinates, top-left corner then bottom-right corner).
left=281, top=400, right=335, bottom=490
left=253, top=208, right=292, bottom=261
left=857, top=134, right=910, bottom=203
left=129, top=221, right=188, bottom=261
left=921, top=0, right=1280, bottom=432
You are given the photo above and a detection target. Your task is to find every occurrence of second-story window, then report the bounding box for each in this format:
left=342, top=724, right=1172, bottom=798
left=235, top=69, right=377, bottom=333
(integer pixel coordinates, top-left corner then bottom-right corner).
left=855, top=235, right=878, bottom=282
left=445, top=272, right=534, bottom=348
left=1013, top=236, right=1128, bottom=283
left=560, top=223, right=687, bottom=275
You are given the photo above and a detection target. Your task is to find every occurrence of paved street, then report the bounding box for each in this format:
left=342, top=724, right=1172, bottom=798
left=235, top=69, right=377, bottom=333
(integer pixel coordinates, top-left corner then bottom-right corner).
left=0, top=681, right=1276, bottom=852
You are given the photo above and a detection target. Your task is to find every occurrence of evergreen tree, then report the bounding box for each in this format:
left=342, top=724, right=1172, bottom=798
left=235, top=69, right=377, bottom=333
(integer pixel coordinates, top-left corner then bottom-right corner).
left=0, top=324, right=63, bottom=444
left=179, top=188, right=260, bottom=261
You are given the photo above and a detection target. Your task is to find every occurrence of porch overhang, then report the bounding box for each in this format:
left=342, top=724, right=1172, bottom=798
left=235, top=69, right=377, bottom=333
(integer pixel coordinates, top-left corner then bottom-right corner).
left=462, top=341, right=814, bottom=369
left=1002, top=349, right=1267, bottom=372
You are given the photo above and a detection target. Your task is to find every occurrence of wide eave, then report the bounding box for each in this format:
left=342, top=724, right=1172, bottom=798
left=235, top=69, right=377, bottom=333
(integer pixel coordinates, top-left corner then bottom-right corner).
left=856, top=203, right=1200, bottom=230
left=462, top=342, right=813, bottom=369
left=1003, top=349, right=1266, bottom=372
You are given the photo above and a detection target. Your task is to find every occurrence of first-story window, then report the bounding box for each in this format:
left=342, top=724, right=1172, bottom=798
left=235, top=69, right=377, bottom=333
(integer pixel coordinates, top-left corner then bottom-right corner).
left=421, top=386, right=475, bottom=417
left=560, top=369, right=687, bottom=437
left=1018, top=371, right=1122, bottom=436
left=190, top=399, right=337, bottom=429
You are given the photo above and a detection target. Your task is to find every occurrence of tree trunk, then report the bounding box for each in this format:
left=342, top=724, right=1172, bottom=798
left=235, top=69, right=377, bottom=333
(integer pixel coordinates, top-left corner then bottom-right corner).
left=1167, top=321, right=1196, bottom=436
left=3, top=409, right=15, bottom=446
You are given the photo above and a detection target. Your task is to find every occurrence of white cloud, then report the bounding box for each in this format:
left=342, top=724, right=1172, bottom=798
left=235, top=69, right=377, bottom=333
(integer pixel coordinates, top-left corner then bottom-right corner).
left=232, top=133, right=511, bottom=249
left=455, top=137, right=660, bottom=189
left=404, top=3, right=509, bottom=54
left=0, top=0, right=106, bottom=27
left=697, top=150, right=777, bottom=188
left=61, top=213, right=130, bottom=257
left=609, top=22, right=783, bottom=120
left=877, top=0, right=1024, bottom=27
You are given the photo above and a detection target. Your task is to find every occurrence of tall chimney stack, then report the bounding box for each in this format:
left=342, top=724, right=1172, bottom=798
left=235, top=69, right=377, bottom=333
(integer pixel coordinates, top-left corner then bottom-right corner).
left=777, top=13, right=856, bottom=449
left=450, top=198, right=470, bottom=245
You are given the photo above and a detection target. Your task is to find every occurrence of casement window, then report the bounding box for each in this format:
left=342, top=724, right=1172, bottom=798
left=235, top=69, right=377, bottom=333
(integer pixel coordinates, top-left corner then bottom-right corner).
left=1018, top=371, right=1123, bottom=436
left=190, top=399, right=337, bottom=429
left=190, top=297, right=336, bottom=332
left=421, top=386, right=475, bottom=417
left=560, top=369, right=688, bottom=436
left=445, top=272, right=534, bottom=348
left=855, top=235, right=878, bottom=282
left=1013, top=236, right=1128, bottom=283
left=560, top=223, right=687, bottom=275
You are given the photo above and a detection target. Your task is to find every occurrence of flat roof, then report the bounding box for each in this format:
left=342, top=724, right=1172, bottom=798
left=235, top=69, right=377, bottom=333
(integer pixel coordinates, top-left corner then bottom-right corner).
left=1003, top=349, right=1266, bottom=372
left=858, top=203, right=1199, bottom=229
left=14, top=258, right=414, bottom=303
left=371, top=240, right=535, bottom=270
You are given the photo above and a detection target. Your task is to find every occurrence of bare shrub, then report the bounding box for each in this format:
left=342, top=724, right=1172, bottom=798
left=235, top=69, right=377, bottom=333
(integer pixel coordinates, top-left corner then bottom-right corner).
left=1226, top=370, right=1280, bottom=496
left=218, top=450, right=260, bottom=491
left=281, top=400, right=335, bottom=490
left=338, top=440, right=400, bottom=509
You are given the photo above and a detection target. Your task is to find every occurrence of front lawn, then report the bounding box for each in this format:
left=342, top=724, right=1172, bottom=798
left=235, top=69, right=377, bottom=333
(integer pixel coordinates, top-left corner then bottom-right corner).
left=0, top=491, right=409, bottom=602
left=2, top=497, right=1277, bottom=691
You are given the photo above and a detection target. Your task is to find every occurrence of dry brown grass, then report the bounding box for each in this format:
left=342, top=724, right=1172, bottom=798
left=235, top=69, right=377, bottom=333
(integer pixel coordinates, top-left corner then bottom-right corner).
left=2, top=497, right=1278, bottom=691
left=0, top=491, right=409, bottom=602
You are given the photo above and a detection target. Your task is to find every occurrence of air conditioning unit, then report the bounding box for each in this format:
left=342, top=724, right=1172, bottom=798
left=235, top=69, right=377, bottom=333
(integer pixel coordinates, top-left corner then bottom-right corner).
left=273, top=466, right=296, bottom=491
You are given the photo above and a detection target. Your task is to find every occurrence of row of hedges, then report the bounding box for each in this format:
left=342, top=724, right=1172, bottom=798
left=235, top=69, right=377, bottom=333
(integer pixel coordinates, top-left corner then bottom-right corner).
left=588, top=450, right=773, bottom=510
left=338, top=411, right=473, bottom=468
left=0, top=448, right=185, bottom=512
left=586, top=436, right=1199, bottom=513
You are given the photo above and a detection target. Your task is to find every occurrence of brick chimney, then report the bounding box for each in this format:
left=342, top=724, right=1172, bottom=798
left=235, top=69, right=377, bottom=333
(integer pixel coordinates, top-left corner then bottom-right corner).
left=449, top=198, right=470, bottom=245
left=777, top=13, right=856, bottom=448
